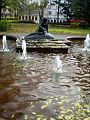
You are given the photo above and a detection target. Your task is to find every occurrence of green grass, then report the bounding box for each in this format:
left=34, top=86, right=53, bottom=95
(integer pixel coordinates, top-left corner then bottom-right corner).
left=10, top=23, right=38, bottom=33
left=0, top=22, right=90, bottom=35
left=49, top=25, right=90, bottom=35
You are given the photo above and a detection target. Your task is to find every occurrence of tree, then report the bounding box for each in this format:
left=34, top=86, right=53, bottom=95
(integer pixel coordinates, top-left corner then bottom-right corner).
left=61, top=0, right=72, bottom=20
left=0, top=0, right=8, bottom=20
left=53, top=0, right=63, bottom=24
left=70, top=0, right=90, bottom=26
left=37, top=0, right=48, bottom=22
left=62, top=0, right=90, bottom=26
left=53, top=0, right=90, bottom=26
left=26, top=2, right=38, bottom=17
left=53, top=0, right=73, bottom=22
left=0, top=0, right=29, bottom=20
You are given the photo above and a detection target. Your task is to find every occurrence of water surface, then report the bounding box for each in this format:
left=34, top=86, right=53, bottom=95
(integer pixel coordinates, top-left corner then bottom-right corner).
left=0, top=39, right=90, bottom=119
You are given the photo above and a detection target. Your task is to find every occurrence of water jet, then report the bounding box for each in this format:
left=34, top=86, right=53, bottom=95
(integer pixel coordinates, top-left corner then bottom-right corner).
left=84, top=34, right=90, bottom=51
left=53, top=55, right=63, bottom=73
left=1, top=35, right=9, bottom=52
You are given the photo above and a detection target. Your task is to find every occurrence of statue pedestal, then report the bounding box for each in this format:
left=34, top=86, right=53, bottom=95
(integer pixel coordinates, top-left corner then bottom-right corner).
left=16, top=38, right=71, bottom=53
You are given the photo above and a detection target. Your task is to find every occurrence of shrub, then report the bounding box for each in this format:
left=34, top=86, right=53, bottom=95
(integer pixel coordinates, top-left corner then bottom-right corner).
left=0, top=21, right=11, bottom=31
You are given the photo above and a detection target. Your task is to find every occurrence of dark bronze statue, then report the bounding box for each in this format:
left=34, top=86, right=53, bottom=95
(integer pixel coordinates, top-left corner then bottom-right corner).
left=37, top=17, right=48, bottom=33
left=24, top=17, right=54, bottom=40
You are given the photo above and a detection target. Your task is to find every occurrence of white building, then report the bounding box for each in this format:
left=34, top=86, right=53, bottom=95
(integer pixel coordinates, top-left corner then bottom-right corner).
left=44, top=0, right=66, bottom=23
left=18, top=10, right=39, bottom=23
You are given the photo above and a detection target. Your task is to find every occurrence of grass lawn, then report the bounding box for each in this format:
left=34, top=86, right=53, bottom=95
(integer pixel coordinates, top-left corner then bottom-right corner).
left=49, top=26, right=90, bottom=35
left=9, top=23, right=38, bottom=33
left=0, top=22, right=90, bottom=35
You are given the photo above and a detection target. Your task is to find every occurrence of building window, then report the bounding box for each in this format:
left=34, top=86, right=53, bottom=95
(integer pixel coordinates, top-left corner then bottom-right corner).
left=29, top=16, right=31, bottom=20
left=48, top=11, right=51, bottom=15
left=54, top=19, right=56, bottom=23
left=32, top=16, right=34, bottom=20
left=51, top=20, right=53, bottom=23
left=35, top=16, right=37, bottom=20
left=26, top=16, right=27, bottom=20
left=22, top=16, right=24, bottom=20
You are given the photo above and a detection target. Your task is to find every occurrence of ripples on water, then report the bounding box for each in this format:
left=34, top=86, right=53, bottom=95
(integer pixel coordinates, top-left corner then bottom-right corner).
left=0, top=39, right=90, bottom=119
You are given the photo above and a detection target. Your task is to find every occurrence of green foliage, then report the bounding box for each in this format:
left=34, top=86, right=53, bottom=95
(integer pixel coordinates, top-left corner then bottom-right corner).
left=61, top=0, right=73, bottom=19
left=0, top=21, right=11, bottom=31
left=69, top=0, right=90, bottom=26
left=0, top=0, right=30, bottom=20
left=1, top=23, right=90, bottom=35
left=55, top=0, right=90, bottom=26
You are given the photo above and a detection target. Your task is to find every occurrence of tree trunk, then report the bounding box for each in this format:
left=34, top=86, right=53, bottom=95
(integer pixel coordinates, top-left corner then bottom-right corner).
left=41, top=8, right=43, bottom=19
left=0, top=8, right=2, bottom=21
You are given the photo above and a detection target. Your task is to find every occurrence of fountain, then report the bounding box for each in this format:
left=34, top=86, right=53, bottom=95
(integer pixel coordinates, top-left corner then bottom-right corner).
left=16, top=18, right=71, bottom=53
left=84, top=34, right=90, bottom=51
left=2, top=35, right=9, bottom=52
left=53, top=55, right=63, bottom=73
left=0, top=34, right=90, bottom=120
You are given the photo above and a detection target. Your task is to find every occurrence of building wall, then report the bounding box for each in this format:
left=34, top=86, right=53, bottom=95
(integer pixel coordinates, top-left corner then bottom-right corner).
left=19, top=15, right=39, bottom=23
left=44, top=0, right=66, bottom=23
left=18, top=9, right=39, bottom=23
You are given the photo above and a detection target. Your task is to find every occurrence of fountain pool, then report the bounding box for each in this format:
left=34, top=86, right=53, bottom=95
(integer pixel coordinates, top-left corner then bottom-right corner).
left=0, top=38, right=90, bottom=119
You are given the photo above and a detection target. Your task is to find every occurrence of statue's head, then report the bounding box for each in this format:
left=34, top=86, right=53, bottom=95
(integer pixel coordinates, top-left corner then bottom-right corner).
left=42, top=17, right=48, bottom=23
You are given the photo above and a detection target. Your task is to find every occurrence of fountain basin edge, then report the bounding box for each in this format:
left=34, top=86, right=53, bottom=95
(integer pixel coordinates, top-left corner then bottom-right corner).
left=0, top=34, right=19, bottom=41
left=67, top=36, right=85, bottom=41
left=16, top=46, right=69, bottom=53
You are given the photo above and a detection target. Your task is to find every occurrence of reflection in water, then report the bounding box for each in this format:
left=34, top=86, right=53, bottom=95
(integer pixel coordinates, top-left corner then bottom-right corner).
left=0, top=39, right=90, bottom=119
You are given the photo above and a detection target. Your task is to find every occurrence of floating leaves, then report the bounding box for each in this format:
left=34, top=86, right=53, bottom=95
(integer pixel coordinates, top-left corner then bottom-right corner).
left=36, top=114, right=45, bottom=120
left=41, top=104, right=48, bottom=109
left=50, top=118, right=56, bottom=120
left=32, top=112, right=37, bottom=115
left=13, top=95, right=90, bottom=120
left=24, top=115, right=28, bottom=120
left=41, top=99, right=52, bottom=109
left=11, top=114, right=15, bottom=118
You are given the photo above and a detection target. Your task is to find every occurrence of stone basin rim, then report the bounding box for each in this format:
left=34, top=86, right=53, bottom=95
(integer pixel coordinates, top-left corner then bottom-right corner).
left=0, top=34, right=19, bottom=41
left=67, top=36, right=85, bottom=41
